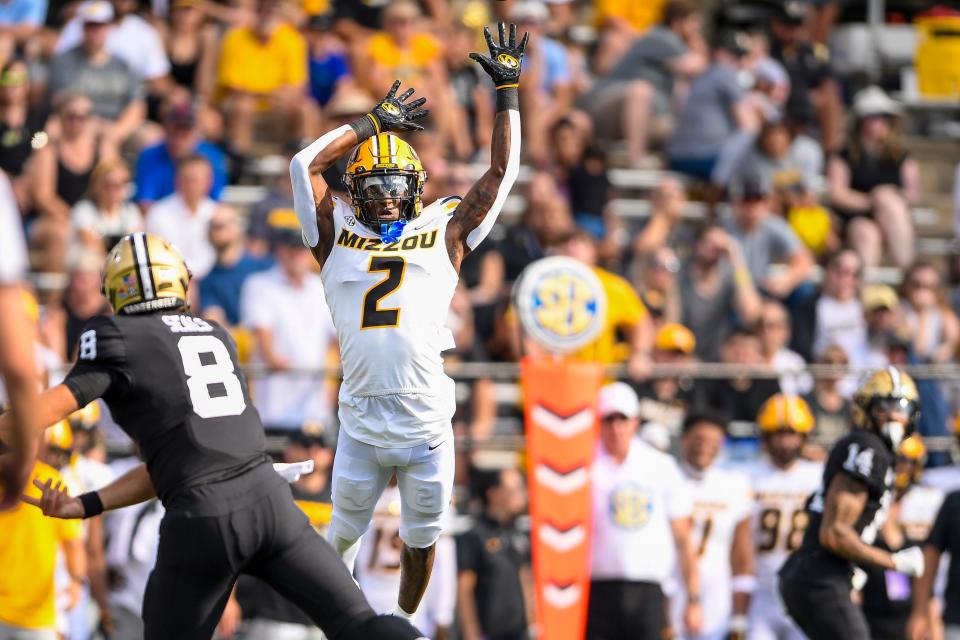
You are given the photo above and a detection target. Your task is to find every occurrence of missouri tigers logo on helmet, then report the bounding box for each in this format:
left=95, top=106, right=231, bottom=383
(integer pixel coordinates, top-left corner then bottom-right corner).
left=102, top=233, right=192, bottom=315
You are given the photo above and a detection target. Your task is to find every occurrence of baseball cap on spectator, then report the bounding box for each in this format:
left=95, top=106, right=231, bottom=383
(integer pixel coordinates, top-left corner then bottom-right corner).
left=598, top=382, right=640, bottom=420
left=79, top=0, right=115, bottom=24
left=164, top=100, right=197, bottom=127
left=290, top=420, right=334, bottom=449
left=510, top=0, right=549, bottom=23
left=852, top=86, right=902, bottom=119
left=774, top=1, right=806, bottom=25
left=714, top=30, right=750, bottom=57
left=267, top=209, right=305, bottom=246
left=734, top=170, right=772, bottom=202
left=655, top=323, right=696, bottom=355
left=862, top=284, right=899, bottom=312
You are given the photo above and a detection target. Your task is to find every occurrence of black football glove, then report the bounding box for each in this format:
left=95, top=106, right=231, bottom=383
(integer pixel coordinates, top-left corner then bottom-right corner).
left=371, top=80, right=429, bottom=133
left=350, top=80, right=429, bottom=140
left=470, top=22, right=529, bottom=89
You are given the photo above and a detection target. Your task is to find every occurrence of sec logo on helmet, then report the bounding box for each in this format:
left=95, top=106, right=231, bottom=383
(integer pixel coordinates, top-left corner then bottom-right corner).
left=514, top=257, right=606, bottom=354
left=497, top=53, right=520, bottom=69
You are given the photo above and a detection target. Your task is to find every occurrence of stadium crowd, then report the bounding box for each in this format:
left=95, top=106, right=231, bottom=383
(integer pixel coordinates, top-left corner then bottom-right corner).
left=3, top=0, right=960, bottom=638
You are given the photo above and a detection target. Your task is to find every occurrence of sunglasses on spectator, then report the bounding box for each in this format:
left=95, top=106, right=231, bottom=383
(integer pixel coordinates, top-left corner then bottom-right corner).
left=102, top=179, right=127, bottom=189
left=651, top=258, right=679, bottom=273
left=830, top=265, right=861, bottom=278
left=761, top=319, right=787, bottom=329
left=909, top=278, right=939, bottom=290
left=63, top=110, right=91, bottom=121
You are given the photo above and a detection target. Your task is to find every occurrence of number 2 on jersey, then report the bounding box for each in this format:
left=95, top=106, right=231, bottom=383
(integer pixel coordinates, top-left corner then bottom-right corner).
left=177, top=335, right=246, bottom=418
left=362, top=256, right=406, bottom=329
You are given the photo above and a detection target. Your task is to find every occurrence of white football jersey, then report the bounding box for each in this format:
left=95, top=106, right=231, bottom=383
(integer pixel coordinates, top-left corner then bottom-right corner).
left=321, top=196, right=462, bottom=448
left=746, top=459, right=823, bottom=594
left=671, top=466, right=753, bottom=639
left=355, top=485, right=457, bottom=634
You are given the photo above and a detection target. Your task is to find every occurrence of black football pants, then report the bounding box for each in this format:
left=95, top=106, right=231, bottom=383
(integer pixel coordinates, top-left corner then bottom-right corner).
left=779, top=574, right=871, bottom=640
left=141, top=481, right=374, bottom=640
left=586, top=580, right=666, bottom=640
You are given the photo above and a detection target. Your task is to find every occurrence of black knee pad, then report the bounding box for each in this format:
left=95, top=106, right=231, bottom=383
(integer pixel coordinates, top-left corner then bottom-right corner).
left=349, top=614, right=427, bottom=640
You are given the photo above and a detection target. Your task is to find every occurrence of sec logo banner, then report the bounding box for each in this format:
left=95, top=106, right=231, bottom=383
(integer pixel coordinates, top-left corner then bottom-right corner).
left=514, top=256, right=606, bottom=355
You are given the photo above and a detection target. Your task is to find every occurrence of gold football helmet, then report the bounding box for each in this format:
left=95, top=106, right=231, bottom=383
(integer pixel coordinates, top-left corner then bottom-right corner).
left=852, top=366, right=919, bottom=450
left=343, top=133, right=427, bottom=232
left=757, top=394, right=815, bottom=434
left=43, top=419, right=74, bottom=451
left=68, top=402, right=102, bottom=431
left=895, top=434, right=926, bottom=489
left=102, top=233, right=192, bottom=315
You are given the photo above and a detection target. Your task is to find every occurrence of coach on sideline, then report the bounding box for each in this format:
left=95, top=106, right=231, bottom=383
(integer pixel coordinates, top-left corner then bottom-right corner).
left=587, top=382, right=702, bottom=640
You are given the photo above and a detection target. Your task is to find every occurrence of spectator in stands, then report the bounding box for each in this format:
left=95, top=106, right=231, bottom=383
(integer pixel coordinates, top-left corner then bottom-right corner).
left=899, top=261, right=960, bottom=365
left=550, top=117, right=611, bottom=239
left=165, top=0, right=219, bottom=102
left=145, top=153, right=221, bottom=280
left=635, top=322, right=705, bottom=436
left=668, top=31, right=760, bottom=182
left=828, top=86, right=919, bottom=269
left=240, top=211, right=338, bottom=430
left=55, top=0, right=169, bottom=92
left=0, top=0, right=47, bottom=50
left=510, top=1, right=574, bottom=166
left=445, top=20, right=493, bottom=158
left=592, top=0, right=666, bottom=73
left=43, top=249, right=110, bottom=361
left=30, top=92, right=106, bottom=273
left=759, top=299, right=812, bottom=396
left=723, top=173, right=814, bottom=303
left=0, top=57, right=40, bottom=206
left=457, top=467, right=532, bottom=640
left=791, top=248, right=866, bottom=364
left=860, top=283, right=900, bottom=366
left=581, top=0, right=707, bottom=167
left=247, top=149, right=296, bottom=256
left=549, top=229, right=654, bottom=376
left=47, top=1, right=145, bottom=150
left=634, top=246, right=681, bottom=326
left=0, top=442, right=86, bottom=640
left=589, top=382, right=701, bottom=640
left=678, top=224, right=762, bottom=362
left=803, top=343, right=852, bottom=448
left=70, top=158, right=143, bottom=254
left=734, top=117, right=823, bottom=208
left=199, top=206, right=272, bottom=327
left=362, top=0, right=443, bottom=96
left=631, top=176, right=690, bottom=256
left=305, top=12, right=351, bottom=109
left=134, top=93, right=227, bottom=207
left=499, top=172, right=574, bottom=284
left=768, top=1, right=843, bottom=153
left=705, top=328, right=781, bottom=422
left=217, top=0, right=311, bottom=159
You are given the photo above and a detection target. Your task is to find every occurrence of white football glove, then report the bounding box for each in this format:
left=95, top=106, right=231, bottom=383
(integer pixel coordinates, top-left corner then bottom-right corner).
left=892, top=546, right=925, bottom=578
left=273, top=460, right=315, bottom=483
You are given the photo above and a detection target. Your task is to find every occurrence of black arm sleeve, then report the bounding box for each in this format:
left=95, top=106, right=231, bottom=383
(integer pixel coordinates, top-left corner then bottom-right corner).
left=62, top=315, right=130, bottom=405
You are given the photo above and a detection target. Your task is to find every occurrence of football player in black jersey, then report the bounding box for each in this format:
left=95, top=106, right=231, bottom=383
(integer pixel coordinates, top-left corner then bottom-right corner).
left=778, top=366, right=926, bottom=640
left=0, top=233, right=424, bottom=640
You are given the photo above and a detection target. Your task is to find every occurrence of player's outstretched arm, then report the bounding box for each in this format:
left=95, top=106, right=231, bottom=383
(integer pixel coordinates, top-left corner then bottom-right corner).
left=446, top=23, right=526, bottom=271
left=22, top=463, right=156, bottom=519
left=291, top=81, right=429, bottom=268
left=0, top=384, right=80, bottom=449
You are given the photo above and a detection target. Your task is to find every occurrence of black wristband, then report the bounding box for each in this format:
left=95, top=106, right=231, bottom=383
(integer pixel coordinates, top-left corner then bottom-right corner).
left=349, top=113, right=380, bottom=141
left=79, top=491, right=104, bottom=519
left=496, top=86, right=519, bottom=112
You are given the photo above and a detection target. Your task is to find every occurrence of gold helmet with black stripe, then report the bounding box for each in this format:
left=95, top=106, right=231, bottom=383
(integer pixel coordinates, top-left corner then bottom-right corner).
left=852, top=366, right=920, bottom=450
left=102, top=233, right=192, bottom=315
left=757, top=394, right=815, bottom=434
left=343, top=133, right=427, bottom=233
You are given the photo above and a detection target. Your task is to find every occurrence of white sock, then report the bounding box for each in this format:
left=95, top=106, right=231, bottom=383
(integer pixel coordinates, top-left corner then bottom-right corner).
left=391, top=605, right=415, bottom=621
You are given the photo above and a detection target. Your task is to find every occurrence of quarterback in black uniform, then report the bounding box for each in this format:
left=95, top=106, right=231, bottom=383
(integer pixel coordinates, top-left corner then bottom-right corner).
left=778, top=366, right=927, bottom=639
left=0, top=233, right=423, bottom=640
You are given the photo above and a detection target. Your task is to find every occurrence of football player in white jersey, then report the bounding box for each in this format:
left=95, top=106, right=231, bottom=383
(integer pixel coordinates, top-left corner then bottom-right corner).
left=746, top=394, right=822, bottom=640
left=289, top=23, right=526, bottom=621
left=671, top=409, right=754, bottom=640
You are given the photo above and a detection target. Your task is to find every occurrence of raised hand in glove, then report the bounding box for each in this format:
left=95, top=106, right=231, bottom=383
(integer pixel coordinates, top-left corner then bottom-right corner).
left=350, top=80, right=429, bottom=140
left=470, top=22, right=529, bottom=89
